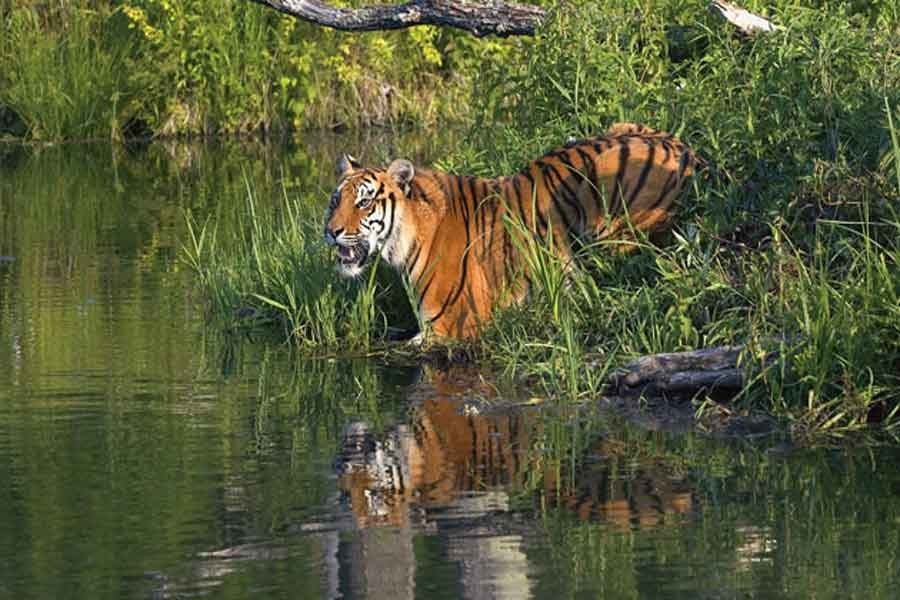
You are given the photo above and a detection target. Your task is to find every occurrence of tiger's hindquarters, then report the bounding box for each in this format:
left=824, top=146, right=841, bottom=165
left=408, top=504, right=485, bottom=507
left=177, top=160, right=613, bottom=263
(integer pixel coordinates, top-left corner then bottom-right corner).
left=592, top=134, right=696, bottom=247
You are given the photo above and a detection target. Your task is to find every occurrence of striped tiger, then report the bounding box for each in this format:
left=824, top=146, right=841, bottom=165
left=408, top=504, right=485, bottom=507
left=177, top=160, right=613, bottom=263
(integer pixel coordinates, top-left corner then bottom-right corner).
left=324, top=122, right=699, bottom=339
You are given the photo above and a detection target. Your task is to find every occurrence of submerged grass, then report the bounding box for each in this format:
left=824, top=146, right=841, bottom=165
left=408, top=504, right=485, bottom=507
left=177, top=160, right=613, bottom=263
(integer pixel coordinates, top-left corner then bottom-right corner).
left=187, top=1, right=900, bottom=441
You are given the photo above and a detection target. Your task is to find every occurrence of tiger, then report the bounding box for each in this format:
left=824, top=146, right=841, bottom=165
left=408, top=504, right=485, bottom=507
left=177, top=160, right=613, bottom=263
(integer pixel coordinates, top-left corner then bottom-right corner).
left=324, top=122, right=699, bottom=339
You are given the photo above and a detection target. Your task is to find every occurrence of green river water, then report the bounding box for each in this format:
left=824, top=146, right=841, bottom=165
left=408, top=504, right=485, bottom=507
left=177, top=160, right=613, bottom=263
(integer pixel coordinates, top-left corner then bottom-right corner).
left=1, top=136, right=899, bottom=599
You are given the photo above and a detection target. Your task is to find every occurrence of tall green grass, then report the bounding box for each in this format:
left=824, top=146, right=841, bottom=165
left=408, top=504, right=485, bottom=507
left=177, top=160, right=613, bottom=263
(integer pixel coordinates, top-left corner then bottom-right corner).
left=0, top=4, right=132, bottom=140
left=183, top=182, right=415, bottom=351
left=0, top=0, right=516, bottom=139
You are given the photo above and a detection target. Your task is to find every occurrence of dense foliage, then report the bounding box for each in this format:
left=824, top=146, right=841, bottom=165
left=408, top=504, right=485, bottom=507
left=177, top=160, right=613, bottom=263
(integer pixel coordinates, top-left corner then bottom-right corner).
left=0, top=0, right=515, bottom=139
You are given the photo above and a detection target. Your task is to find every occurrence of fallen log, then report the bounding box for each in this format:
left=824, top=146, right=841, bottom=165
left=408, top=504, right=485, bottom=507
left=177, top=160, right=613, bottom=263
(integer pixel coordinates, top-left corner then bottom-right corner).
left=607, top=345, right=763, bottom=398
left=244, top=0, right=779, bottom=39
left=246, top=0, right=547, bottom=37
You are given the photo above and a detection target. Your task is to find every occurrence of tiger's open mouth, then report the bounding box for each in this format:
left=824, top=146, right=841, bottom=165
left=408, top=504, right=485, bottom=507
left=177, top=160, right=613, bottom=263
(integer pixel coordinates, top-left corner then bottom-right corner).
left=336, top=241, right=370, bottom=271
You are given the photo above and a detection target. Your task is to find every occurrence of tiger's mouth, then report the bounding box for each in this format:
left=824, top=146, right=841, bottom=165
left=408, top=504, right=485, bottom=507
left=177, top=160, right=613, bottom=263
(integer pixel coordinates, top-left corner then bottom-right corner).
left=335, top=241, right=370, bottom=274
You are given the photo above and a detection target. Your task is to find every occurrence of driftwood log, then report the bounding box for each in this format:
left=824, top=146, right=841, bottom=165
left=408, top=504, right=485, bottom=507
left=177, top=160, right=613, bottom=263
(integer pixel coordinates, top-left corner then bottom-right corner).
left=246, top=0, right=547, bottom=37
left=245, top=0, right=777, bottom=38
left=607, top=345, right=758, bottom=398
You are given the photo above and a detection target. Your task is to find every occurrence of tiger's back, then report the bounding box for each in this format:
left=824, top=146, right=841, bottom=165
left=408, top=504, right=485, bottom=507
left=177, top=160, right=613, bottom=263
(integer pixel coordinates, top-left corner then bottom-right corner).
left=505, top=122, right=696, bottom=249
left=413, top=124, right=698, bottom=336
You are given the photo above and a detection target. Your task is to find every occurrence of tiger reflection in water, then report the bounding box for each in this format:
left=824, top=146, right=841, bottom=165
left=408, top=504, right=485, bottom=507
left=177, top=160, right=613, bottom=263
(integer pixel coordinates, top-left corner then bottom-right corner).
left=336, top=367, right=695, bottom=530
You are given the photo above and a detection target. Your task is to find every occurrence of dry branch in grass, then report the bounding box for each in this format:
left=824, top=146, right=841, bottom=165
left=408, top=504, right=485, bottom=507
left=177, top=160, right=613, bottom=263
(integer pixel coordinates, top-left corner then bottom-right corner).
left=245, top=0, right=779, bottom=39
left=709, top=0, right=779, bottom=35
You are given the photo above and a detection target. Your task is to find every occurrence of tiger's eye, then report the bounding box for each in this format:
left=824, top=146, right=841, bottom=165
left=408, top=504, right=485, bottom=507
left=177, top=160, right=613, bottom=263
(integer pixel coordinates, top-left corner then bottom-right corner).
left=357, top=187, right=376, bottom=209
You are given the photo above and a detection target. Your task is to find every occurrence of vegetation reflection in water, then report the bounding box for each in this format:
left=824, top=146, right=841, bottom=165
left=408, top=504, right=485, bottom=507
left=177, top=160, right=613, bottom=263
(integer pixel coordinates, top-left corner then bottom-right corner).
left=0, top=141, right=899, bottom=599
left=0, top=134, right=424, bottom=599
left=132, top=359, right=900, bottom=600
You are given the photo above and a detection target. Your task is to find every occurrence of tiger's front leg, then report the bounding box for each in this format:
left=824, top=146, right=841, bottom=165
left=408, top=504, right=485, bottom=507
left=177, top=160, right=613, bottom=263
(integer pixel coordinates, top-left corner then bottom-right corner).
left=418, top=268, right=495, bottom=340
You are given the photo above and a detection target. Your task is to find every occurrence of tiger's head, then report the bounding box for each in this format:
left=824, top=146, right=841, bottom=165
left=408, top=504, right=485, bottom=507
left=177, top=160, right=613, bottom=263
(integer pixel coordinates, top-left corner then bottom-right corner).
left=324, top=153, right=415, bottom=277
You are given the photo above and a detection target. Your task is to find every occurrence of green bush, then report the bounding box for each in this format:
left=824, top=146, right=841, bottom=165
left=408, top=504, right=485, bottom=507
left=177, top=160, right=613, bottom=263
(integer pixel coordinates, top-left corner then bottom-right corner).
left=0, top=0, right=521, bottom=139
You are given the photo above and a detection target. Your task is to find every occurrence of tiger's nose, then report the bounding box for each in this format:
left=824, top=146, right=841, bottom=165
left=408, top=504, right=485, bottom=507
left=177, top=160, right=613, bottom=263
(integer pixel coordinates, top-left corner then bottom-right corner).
left=324, top=226, right=344, bottom=245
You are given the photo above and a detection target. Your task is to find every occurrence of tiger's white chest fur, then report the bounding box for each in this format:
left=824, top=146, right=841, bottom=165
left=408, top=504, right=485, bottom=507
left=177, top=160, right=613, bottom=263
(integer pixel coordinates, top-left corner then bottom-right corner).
left=379, top=206, right=409, bottom=269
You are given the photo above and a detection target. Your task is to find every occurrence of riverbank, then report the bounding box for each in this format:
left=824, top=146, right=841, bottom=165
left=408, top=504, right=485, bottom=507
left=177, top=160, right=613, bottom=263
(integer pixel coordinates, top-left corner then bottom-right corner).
left=184, top=2, right=900, bottom=441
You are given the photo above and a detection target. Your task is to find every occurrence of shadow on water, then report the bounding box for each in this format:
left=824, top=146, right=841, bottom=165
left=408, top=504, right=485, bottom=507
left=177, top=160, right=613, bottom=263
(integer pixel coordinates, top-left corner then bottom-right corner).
left=1, top=137, right=899, bottom=600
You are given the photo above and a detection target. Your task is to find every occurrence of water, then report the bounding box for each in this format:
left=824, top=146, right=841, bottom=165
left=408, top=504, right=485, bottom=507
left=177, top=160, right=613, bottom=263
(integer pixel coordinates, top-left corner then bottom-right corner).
left=1, top=137, right=899, bottom=599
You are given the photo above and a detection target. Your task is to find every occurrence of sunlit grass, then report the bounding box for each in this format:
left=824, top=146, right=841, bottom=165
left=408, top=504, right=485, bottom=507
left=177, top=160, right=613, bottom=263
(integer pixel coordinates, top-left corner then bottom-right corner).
left=183, top=180, right=417, bottom=351
left=0, top=5, right=132, bottom=140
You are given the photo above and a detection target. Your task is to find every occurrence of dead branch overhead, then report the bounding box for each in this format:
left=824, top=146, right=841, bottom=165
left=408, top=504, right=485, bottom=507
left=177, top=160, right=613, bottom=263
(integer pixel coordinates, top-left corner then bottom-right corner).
left=246, top=0, right=547, bottom=37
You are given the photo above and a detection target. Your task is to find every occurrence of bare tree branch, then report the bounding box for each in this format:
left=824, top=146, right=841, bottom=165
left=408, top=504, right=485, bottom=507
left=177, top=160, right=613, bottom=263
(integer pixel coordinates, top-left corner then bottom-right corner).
left=246, top=0, right=547, bottom=37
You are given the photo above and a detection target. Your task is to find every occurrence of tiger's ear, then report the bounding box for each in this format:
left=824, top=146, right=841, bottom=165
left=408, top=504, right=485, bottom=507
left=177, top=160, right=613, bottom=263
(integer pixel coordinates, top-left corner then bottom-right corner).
left=387, top=159, right=415, bottom=188
left=336, top=153, right=361, bottom=177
